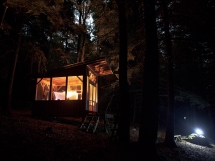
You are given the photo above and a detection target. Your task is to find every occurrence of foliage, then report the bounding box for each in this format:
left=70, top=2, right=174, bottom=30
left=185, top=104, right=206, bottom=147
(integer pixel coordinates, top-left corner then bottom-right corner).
left=187, top=133, right=198, bottom=139
left=0, top=0, right=215, bottom=143
left=175, top=89, right=210, bottom=109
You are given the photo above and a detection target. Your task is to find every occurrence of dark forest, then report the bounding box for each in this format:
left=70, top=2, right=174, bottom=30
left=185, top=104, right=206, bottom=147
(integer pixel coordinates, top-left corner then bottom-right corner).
left=0, top=0, right=215, bottom=160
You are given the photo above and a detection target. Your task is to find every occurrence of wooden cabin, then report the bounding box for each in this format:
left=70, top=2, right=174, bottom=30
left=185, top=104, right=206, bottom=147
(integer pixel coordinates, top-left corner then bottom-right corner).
left=32, top=58, right=113, bottom=118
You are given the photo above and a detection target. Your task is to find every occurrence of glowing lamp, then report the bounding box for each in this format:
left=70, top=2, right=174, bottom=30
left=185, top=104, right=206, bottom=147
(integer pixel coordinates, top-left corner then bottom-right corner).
left=195, top=128, right=203, bottom=135
left=67, top=91, right=78, bottom=100
left=54, top=91, right=65, bottom=100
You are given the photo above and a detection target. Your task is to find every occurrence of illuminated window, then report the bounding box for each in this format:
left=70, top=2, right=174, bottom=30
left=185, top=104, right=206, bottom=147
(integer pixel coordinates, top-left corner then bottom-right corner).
left=89, top=71, right=96, bottom=84
left=35, top=78, right=50, bottom=100
left=67, top=76, right=83, bottom=100
left=87, top=70, right=97, bottom=111
left=52, top=77, right=66, bottom=100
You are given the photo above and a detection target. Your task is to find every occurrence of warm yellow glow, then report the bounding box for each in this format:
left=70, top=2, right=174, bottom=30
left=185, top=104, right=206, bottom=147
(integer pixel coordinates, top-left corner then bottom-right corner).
left=67, top=76, right=83, bottom=100
left=67, top=91, right=78, bottom=100
left=54, top=92, right=65, bottom=100
left=35, top=78, right=50, bottom=100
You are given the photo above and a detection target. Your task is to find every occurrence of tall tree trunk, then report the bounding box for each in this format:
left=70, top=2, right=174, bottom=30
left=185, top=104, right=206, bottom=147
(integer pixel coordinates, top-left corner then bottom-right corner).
left=76, top=5, right=83, bottom=63
left=139, top=0, right=160, bottom=159
left=1, top=5, right=8, bottom=26
left=80, top=33, right=86, bottom=62
left=162, top=0, right=177, bottom=148
left=4, top=26, right=22, bottom=115
left=116, top=0, right=130, bottom=144
left=76, top=2, right=86, bottom=63
left=76, top=19, right=82, bottom=62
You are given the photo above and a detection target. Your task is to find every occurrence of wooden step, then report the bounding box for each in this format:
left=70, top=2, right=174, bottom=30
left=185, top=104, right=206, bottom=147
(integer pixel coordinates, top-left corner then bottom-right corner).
left=80, top=114, right=100, bottom=133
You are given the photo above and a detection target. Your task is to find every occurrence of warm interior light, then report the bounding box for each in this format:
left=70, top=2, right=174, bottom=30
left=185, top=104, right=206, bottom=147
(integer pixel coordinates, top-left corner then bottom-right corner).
left=53, top=91, right=78, bottom=100
left=67, top=91, right=78, bottom=100
left=54, top=91, right=65, bottom=100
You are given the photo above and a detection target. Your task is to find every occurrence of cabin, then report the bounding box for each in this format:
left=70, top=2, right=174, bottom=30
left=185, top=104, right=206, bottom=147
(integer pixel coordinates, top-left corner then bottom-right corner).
left=32, top=58, right=113, bottom=118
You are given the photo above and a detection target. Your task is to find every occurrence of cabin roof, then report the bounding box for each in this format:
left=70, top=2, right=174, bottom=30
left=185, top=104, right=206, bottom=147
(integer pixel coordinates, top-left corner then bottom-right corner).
left=49, top=57, right=113, bottom=76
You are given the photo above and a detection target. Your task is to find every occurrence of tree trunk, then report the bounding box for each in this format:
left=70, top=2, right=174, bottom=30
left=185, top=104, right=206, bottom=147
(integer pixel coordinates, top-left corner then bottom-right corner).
left=80, top=33, right=86, bottom=62
left=76, top=7, right=83, bottom=63
left=4, top=27, right=22, bottom=115
left=139, top=0, right=160, bottom=159
left=116, top=0, right=130, bottom=144
left=1, top=5, right=8, bottom=26
left=76, top=35, right=82, bottom=62
left=162, top=0, right=177, bottom=148
left=76, top=2, right=86, bottom=63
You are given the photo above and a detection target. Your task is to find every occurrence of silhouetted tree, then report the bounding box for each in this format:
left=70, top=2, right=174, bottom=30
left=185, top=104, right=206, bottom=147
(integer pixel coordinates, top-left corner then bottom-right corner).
left=138, top=0, right=160, bottom=159
left=161, top=0, right=177, bottom=148
left=1, top=0, right=63, bottom=114
left=116, top=0, right=130, bottom=144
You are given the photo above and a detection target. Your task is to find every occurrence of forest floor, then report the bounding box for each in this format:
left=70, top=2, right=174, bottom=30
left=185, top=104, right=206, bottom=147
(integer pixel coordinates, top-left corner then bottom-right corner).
left=0, top=109, right=215, bottom=161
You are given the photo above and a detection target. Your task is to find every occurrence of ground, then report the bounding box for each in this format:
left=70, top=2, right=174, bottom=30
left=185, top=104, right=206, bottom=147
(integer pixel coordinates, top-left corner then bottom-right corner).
left=0, top=109, right=215, bottom=161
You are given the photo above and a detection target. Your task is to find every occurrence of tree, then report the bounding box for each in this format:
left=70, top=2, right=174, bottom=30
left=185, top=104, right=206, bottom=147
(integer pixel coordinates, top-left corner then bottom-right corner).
left=1, top=0, right=64, bottom=114
left=138, top=0, right=160, bottom=159
left=92, top=0, right=120, bottom=67
left=161, top=0, right=177, bottom=148
left=75, top=0, right=87, bottom=62
left=116, top=0, right=130, bottom=143
left=1, top=1, right=26, bottom=115
left=168, top=0, right=215, bottom=138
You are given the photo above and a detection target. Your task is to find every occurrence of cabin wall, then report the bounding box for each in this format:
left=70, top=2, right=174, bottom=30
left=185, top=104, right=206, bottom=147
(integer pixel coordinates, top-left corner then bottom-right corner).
left=32, top=100, right=85, bottom=117
left=48, top=65, right=86, bottom=77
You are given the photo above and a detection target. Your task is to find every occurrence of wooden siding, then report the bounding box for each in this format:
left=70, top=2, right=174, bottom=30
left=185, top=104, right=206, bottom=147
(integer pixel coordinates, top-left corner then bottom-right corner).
left=32, top=100, right=85, bottom=117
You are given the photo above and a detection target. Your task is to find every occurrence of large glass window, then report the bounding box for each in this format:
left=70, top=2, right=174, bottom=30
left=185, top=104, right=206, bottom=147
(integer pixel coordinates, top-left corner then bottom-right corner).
left=35, top=78, right=50, bottom=100
left=52, top=77, right=66, bottom=100
left=67, top=76, right=83, bottom=100
left=35, top=76, right=83, bottom=101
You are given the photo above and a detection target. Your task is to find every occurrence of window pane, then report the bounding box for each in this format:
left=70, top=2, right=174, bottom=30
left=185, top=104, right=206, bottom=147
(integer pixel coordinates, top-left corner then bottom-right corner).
left=52, top=77, right=66, bottom=100
left=89, top=71, right=96, bottom=84
left=67, top=76, right=83, bottom=100
left=35, top=78, right=50, bottom=100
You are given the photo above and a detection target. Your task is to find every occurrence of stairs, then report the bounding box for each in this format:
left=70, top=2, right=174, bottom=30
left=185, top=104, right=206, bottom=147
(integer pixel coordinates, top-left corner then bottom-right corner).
left=80, top=113, right=117, bottom=134
left=80, top=113, right=100, bottom=133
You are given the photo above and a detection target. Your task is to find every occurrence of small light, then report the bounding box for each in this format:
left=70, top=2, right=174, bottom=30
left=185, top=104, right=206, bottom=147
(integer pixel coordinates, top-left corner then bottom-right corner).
left=195, top=128, right=203, bottom=135
left=184, top=117, right=186, bottom=120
